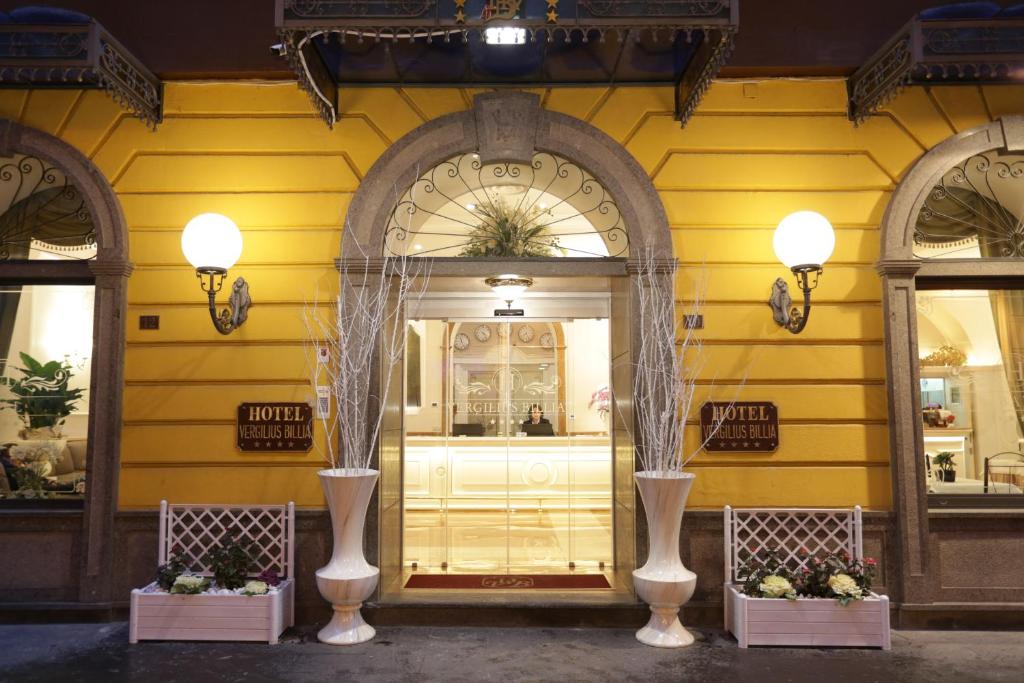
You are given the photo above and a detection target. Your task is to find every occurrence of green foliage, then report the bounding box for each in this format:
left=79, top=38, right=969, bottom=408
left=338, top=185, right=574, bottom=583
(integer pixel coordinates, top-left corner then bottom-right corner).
left=0, top=352, right=84, bottom=430
left=11, top=466, right=48, bottom=497
left=203, top=531, right=255, bottom=590
left=739, top=545, right=878, bottom=606
left=156, top=546, right=191, bottom=591
left=932, top=451, right=956, bottom=472
left=459, top=199, right=563, bottom=258
left=739, top=547, right=796, bottom=598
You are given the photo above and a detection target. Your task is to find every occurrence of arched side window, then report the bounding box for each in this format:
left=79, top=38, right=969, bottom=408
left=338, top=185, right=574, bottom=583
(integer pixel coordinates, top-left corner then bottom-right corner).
left=880, top=117, right=1024, bottom=522
left=0, top=152, right=97, bottom=499
left=0, top=119, right=129, bottom=605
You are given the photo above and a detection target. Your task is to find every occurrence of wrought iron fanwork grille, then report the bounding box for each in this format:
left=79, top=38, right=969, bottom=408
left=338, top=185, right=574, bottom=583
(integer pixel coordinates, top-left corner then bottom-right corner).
left=914, top=151, right=1024, bottom=258
left=383, top=151, right=628, bottom=258
left=0, top=154, right=96, bottom=261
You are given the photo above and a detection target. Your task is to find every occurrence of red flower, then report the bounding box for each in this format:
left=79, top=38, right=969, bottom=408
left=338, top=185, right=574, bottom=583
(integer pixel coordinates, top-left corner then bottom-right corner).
left=864, top=557, right=877, bottom=566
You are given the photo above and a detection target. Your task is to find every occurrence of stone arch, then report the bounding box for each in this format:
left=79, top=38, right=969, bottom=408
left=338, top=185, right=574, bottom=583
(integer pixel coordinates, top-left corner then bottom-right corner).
left=341, top=91, right=672, bottom=260
left=881, top=117, right=1024, bottom=262
left=878, top=116, right=1024, bottom=608
left=0, top=119, right=131, bottom=605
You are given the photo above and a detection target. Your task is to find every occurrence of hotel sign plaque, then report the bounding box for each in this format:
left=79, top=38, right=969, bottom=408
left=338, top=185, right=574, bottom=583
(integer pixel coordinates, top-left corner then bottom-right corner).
left=237, top=402, right=313, bottom=452
left=700, top=401, right=779, bottom=452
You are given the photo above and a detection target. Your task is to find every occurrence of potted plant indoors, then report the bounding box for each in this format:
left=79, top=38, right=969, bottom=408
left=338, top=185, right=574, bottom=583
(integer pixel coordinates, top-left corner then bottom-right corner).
left=624, top=247, right=733, bottom=648
left=0, top=352, right=83, bottom=439
left=932, top=451, right=957, bottom=482
left=305, top=234, right=429, bottom=645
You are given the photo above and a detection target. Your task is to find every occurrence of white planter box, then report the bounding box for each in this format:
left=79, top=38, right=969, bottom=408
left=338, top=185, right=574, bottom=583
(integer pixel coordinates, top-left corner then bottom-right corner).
left=725, top=585, right=890, bottom=649
left=723, top=506, right=892, bottom=650
left=129, top=501, right=297, bottom=645
left=130, top=580, right=295, bottom=644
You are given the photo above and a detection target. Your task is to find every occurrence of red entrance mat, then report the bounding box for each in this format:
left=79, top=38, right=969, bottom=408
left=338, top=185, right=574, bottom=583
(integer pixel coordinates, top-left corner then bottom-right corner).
left=404, top=574, right=611, bottom=590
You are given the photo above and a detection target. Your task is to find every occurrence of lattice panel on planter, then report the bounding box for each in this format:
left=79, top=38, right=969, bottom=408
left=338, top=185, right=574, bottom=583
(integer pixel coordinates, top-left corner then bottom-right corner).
left=725, top=506, right=863, bottom=584
left=158, top=501, right=295, bottom=579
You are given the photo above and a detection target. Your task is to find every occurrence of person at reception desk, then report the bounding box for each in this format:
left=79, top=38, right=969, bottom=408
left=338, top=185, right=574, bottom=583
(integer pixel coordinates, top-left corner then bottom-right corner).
left=521, top=405, right=554, bottom=436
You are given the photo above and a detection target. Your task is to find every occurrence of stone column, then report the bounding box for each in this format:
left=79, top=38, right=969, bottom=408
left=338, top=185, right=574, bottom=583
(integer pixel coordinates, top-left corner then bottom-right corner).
left=877, top=259, right=929, bottom=605
left=79, top=259, right=132, bottom=604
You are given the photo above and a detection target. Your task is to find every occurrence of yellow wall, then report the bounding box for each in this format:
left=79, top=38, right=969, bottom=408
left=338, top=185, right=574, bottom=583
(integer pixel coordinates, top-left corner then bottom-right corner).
left=0, top=79, right=1019, bottom=510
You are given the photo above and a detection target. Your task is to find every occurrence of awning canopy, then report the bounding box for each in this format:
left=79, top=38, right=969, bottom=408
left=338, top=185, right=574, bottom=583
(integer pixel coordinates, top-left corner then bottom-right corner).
left=0, top=6, right=162, bottom=129
left=848, top=2, right=1024, bottom=124
left=274, top=0, right=738, bottom=128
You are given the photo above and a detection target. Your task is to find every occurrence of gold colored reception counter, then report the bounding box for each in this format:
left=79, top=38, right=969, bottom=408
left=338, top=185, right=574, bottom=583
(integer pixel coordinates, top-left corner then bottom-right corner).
left=402, top=436, right=613, bottom=572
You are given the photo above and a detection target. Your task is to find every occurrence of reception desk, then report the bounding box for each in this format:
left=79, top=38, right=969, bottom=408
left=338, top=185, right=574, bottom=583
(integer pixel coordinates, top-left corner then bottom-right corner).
left=402, top=436, right=613, bottom=570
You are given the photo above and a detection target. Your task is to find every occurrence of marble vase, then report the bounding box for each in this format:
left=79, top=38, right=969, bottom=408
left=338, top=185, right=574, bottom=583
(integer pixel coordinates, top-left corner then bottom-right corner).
left=632, top=470, right=697, bottom=648
left=316, top=468, right=380, bottom=645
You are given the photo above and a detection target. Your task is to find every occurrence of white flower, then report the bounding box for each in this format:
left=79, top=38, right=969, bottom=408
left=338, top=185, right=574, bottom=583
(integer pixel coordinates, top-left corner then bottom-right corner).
left=758, top=575, right=795, bottom=599
left=242, top=580, right=269, bottom=596
left=827, top=573, right=863, bottom=598
left=170, top=574, right=210, bottom=594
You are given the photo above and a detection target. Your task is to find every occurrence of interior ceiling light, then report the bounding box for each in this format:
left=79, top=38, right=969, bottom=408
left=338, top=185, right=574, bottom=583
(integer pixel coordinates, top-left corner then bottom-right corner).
left=485, top=274, right=533, bottom=315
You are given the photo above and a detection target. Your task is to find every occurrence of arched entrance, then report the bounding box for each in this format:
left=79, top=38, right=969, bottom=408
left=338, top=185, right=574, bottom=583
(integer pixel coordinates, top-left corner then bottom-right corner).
left=879, top=116, right=1024, bottom=620
left=340, top=92, right=672, bottom=598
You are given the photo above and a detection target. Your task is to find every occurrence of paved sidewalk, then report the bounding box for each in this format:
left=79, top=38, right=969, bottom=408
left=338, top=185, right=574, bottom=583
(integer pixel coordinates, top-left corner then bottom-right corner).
left=0, top=623, right=1021, bottom=682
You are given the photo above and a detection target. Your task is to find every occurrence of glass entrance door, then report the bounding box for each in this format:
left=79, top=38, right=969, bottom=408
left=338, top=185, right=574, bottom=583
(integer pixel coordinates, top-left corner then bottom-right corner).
left=402, top=318, right=613, bottom=573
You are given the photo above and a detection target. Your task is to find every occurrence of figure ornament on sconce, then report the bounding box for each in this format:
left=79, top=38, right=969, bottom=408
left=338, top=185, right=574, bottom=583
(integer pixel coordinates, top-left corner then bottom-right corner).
left=769, top=278, right=792, bottom=327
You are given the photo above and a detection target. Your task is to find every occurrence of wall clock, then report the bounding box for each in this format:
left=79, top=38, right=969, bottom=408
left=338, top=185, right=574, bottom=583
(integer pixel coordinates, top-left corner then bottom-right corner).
left=453, top=332, right=470, bottom=351
left=474, top=324, right=492, bottom=342
left=517, top=324, right=535, bottom=343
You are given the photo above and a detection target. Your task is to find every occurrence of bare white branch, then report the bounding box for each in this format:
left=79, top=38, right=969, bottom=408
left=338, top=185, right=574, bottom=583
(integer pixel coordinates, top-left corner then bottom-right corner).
left=623, top=245, right=745, bottom=473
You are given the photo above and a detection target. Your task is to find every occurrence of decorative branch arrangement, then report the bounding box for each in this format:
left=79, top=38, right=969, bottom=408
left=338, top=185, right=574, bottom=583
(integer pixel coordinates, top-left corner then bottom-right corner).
left=627, top=245, right=738, bottom=473
left=459, top=197, right=563, bottom=258
left=305, top=222, right=430, bottom=472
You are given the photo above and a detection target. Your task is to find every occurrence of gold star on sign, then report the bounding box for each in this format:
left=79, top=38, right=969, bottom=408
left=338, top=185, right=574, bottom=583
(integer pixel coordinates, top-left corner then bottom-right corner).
left=547, top=8, right=557, bottom=22
left=455, top=8, right=465, bottom=23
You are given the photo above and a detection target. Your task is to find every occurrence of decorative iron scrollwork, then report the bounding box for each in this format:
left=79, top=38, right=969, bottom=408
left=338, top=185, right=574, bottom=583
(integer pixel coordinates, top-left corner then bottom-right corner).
left=0, top=155, right=96, bottom=261
left=581, top=1, right=728, bottom=17
left=285, top=0, right=435, bottom=18
left=849, top=16, right=1024, bottom=124
left=0, top=21, right=162, bottom=128
left=915, top=152, right=1024, bottom=258
left=923, top=26, right=1024, bottom=56
left=383, top=151, right=629, bottom=258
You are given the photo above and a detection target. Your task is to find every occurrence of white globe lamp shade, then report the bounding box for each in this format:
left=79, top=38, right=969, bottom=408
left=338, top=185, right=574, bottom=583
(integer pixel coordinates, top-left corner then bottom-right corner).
left=181, top=213, right=243, bottom=271
left=773, top=211, right=835, bottom=269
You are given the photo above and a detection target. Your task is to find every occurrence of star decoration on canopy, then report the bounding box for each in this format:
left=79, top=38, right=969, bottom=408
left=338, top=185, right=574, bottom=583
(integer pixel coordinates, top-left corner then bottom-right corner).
left=547, top=0, right=558, bottom=23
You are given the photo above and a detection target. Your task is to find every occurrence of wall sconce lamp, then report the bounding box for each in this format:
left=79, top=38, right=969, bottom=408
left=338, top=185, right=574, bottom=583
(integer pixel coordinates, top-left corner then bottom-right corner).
left=181, top=213, right=252, bottom=335
left=769, top=211, right=835, bottom=335
left=485, top=274, right=533, bottom=316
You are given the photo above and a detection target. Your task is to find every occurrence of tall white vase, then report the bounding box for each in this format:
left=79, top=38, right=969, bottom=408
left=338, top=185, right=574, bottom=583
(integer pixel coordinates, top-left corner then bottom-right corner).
left=316, top=468, right=380, bottom=645
left=632, top=471, right=697, bottom=648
